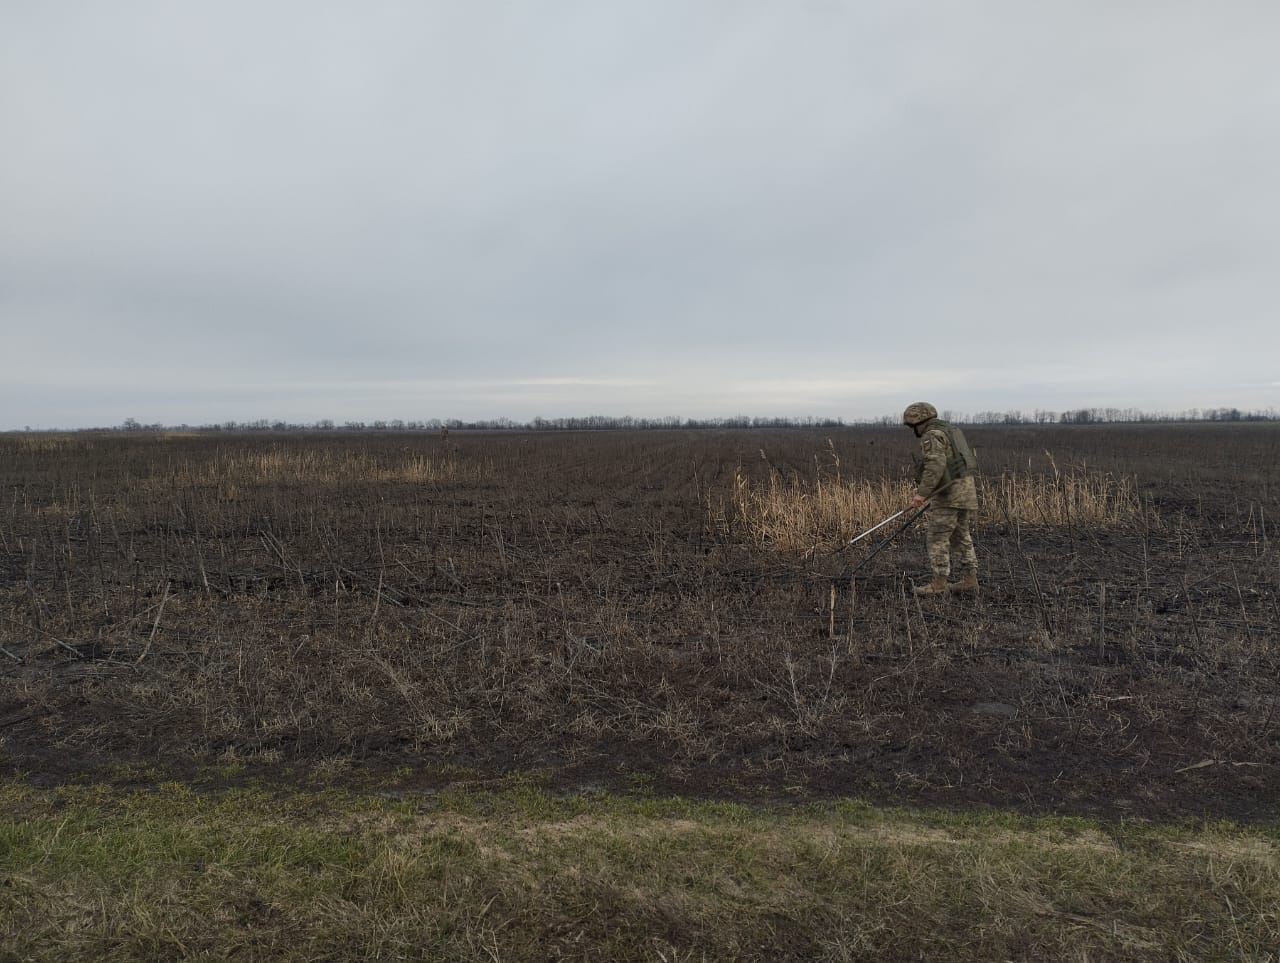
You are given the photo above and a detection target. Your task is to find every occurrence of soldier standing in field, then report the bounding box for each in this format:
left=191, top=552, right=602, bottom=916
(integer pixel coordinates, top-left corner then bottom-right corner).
left=902, top=402, right=980, bottom=595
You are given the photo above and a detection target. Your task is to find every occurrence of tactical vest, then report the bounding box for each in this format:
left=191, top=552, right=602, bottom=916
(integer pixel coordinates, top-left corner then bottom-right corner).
left=936, top=419, right=978, bottom=480
left=913, top=419, right=978, bottom=487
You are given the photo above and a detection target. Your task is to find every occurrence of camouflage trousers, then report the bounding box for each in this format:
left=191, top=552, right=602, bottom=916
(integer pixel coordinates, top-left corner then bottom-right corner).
left=924, top=507, right=977, bottom=578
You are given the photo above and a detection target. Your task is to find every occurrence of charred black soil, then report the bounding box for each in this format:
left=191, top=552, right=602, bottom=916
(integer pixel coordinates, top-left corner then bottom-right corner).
left=2, top=425, right=1277, bottom=821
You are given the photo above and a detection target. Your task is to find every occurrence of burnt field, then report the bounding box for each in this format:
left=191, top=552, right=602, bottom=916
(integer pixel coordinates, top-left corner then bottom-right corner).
left=1, top=424, right=1277, bottom=820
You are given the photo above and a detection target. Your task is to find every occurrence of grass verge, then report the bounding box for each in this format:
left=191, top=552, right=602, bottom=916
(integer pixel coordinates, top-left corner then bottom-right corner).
left=2, top=778, right=1277, bottom=961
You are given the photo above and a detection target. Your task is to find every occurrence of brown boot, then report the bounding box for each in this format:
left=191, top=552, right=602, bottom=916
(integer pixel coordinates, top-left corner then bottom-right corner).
left=948, top=573, right=979, bottom=593
left=913, top=576, right=949, bottom=596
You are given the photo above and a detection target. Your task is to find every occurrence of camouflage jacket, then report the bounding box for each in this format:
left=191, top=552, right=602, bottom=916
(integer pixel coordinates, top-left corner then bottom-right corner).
left=913, top=419, right=979, bottom=509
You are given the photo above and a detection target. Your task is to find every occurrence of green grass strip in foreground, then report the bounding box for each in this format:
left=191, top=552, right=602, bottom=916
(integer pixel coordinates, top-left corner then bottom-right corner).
left=1, top=780, right=1277, bottom=962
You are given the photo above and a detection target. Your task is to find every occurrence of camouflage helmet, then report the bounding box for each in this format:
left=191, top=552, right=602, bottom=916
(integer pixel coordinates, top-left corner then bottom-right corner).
left=902, top=402, right=937, bottom=427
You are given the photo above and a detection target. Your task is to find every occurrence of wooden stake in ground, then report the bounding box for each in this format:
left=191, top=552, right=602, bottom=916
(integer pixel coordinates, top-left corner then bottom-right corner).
left=828, top=583, right=836, bottom=639
left=135, top=580, right=171, bottom=666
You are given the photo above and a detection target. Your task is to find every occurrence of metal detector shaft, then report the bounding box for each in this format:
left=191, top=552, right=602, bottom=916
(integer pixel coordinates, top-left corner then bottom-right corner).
left=845, top=475, right=960, bottom=547
left=833, top=471, right=966, bottom=576
left=842, top=502, right=930, bottom=580
left=847, top=509, right=906, bottom=545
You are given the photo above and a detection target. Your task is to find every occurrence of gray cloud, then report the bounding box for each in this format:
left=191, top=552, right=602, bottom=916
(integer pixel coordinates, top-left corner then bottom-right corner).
left=3, top=1, right=1278, bottom=428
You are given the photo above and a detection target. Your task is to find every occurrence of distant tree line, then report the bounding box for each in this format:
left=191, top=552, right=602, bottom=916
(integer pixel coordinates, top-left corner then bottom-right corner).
left=105, top=415, right=851, bottom=433
left=867, top=406, right=1279, bottom=427
left=48, top=406, right=1280, bottom=434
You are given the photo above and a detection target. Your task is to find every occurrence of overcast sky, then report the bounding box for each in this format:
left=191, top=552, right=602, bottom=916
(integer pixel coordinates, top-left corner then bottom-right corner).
left=3, top=1, right=1277, bottom=429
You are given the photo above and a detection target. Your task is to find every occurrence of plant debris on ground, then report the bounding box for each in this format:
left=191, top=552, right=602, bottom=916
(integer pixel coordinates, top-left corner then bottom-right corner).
left=1, top=425, right=1277, bottom=821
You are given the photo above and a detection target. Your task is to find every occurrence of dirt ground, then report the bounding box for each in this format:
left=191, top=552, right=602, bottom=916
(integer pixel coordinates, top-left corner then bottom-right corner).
left=1, top=425, right=1277, bottom=821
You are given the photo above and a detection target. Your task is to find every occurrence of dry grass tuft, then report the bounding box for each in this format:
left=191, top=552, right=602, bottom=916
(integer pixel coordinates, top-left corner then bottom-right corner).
left=7, top=434, right=99, bottom=454
left=987, top=451, right=1149, bottom=529
left=728, top=452, right=1152, bottom=552
left=729, top=471, right=912, bottom=552
left=145, top=446, right=493, bottom=494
